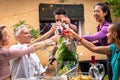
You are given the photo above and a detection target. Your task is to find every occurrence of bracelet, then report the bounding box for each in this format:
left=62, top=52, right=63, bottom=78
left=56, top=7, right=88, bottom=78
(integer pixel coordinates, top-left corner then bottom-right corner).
left=79, top=37, right=82, bottom=41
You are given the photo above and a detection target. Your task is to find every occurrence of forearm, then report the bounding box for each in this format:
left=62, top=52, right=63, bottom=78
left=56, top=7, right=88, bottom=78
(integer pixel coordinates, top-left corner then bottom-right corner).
left=32, top=38, right=53, bottom=51
left=8, top=38, right=53, bottom=59
left=82, top=27, right=107, bottom=41
left=8, top=46, right=35, bottom=59
left=30, top=30, right=54, bottom=45
left=71, top=30, right=110, bottom=54
left=81, top=38, right=110, bottom=54
left=80, top=38, right=98, bottom=52
left=69, top=24, right=78, bottom=33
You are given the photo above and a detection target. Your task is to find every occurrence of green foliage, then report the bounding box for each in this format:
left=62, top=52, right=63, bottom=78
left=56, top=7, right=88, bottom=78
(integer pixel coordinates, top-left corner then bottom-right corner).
left=13, top=20, right=25, bottom=29
left=103, top=0, right=120, bottom=21
left=12, top=20, right=40, bottom=39
left=30, top=29, right=40, bottom=39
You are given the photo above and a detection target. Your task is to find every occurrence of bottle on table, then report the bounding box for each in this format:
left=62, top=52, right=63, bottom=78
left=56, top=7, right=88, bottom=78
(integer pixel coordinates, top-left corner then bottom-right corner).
left=89, top=55, right=99, bottom=79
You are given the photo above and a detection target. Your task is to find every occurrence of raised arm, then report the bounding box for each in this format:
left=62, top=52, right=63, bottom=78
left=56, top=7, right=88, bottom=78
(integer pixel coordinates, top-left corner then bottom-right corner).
left=8, top=35, right=61, bottom=59
left=65, top=16, right=78, bottom=33
left=69, top=29, right=111, bottom=55
left=82, top=25, right=108, bottom=41
left=69, top=24, right=78, bottom=33
left=30, top=24, right=57, bottom=45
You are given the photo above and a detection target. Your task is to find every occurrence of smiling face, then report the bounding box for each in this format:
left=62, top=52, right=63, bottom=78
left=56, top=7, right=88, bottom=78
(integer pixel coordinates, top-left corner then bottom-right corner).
left=0, top=26, right=10, bottom=46
left=93, top=5, right=107, bottom=23
left=17, top=27, right=31, bottom=44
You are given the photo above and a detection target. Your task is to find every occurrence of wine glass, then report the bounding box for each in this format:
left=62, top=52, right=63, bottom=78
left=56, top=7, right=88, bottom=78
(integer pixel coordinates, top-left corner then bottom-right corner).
left=89, top=64, right=99, bottom=79
left=62, top=23, right=71, bottom=45
left=96, top=63, right=105, bottom=80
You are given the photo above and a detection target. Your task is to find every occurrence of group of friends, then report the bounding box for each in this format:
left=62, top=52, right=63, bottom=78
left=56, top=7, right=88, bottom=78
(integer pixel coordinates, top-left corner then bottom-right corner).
left=0, top=2, right=120, bottom=80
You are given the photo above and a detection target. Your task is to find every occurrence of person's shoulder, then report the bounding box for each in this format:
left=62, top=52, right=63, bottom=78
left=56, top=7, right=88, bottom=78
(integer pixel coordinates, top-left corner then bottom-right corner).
left=103, top=21, right=111, bottom=26
left=10, top=43, right=24, bottom=48
left=0, top=48, right=8, bottom=54
left=110, top=43, right=115, bottom=47
left=10, top=44, right=17, bottom=47
left=101, top=21, right=110, bottom=31
left=109, top=43, right=116, bottom=51
left=10, top=44, right=19, bottom=48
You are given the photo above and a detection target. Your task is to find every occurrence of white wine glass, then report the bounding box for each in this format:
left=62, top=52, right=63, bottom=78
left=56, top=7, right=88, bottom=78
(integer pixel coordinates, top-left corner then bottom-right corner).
left=96, top=63, right=105, bottom=80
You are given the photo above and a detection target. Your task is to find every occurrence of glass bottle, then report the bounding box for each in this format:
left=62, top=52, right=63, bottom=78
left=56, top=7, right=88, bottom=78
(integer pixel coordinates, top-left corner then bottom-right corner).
left=89, top=56, right=99, bottom=79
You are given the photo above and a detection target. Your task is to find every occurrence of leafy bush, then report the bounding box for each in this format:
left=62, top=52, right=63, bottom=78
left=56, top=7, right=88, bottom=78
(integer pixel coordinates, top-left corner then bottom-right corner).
left=104, top=0, right=120, bottom=21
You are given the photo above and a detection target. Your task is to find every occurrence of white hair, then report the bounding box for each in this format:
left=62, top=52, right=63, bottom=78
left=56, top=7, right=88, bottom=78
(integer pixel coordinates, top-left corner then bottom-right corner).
left=14, top=25, right=27, bottom=38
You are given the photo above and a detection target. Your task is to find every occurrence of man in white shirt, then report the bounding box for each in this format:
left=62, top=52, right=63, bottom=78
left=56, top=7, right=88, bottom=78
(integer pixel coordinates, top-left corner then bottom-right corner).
left=10, top=25, right=46, bottom=80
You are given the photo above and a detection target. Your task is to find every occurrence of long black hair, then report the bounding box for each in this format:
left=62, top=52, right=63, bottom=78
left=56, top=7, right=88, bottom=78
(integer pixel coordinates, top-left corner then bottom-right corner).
left=94, top=2, right=112, bottom=23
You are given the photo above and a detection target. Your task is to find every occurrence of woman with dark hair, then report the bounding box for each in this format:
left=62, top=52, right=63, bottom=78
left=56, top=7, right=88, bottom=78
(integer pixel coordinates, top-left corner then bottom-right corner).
left=82, top=2, right=112, bottom=80
left=67, top=22, right=120, bottom=80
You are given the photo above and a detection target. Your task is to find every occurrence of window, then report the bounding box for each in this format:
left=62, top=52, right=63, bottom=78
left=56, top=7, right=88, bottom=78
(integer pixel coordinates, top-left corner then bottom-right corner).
left=39, top=3, right=84, bottom=35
